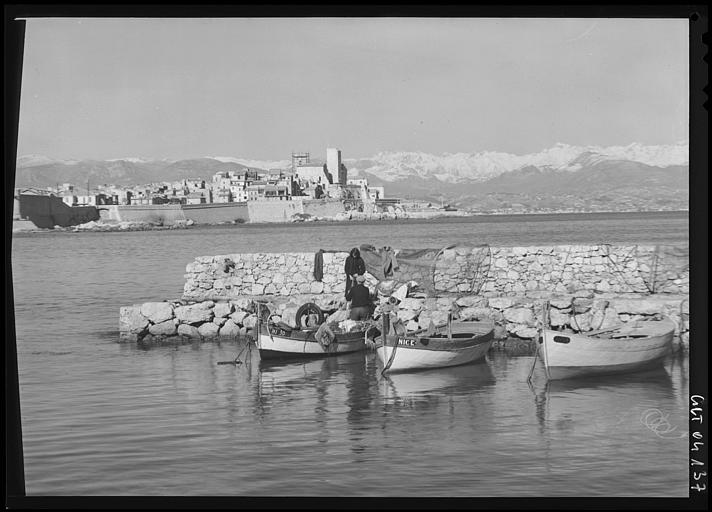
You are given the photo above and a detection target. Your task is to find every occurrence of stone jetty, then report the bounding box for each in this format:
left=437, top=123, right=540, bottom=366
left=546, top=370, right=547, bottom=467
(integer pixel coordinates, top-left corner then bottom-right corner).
left=119, top=244, right=690, bottom=350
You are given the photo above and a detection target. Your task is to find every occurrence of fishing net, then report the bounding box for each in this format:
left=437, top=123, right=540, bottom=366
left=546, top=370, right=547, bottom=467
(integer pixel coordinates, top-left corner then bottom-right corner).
left=361, top=243, right=491, bottom=296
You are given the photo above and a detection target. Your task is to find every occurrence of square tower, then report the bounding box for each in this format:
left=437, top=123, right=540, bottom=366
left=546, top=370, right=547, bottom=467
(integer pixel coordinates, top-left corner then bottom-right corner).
left=326, top=148, right=346, bottom=185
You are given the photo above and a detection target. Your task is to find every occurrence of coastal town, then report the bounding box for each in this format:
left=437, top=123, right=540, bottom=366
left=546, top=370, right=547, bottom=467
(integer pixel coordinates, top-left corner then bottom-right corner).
left=13, top=148, right=435, bottom=230
left=50, top=148, right=390, bottom=211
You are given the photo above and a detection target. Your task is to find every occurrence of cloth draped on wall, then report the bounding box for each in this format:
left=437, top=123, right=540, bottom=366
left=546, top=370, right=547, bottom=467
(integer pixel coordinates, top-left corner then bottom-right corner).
left=313, top=249, right=324, bottom=282
left=358, top=244, right=397, bottom=281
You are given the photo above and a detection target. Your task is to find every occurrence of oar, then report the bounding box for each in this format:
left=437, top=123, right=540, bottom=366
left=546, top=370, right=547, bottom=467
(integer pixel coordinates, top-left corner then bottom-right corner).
left=587, top=324, right=625, bottom=336
left=404, top=321, right=448, bottom=337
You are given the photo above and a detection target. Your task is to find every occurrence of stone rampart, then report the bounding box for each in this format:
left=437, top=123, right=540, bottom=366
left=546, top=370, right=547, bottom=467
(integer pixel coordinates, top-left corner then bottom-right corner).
left=245, top=198, right=347, bottom=223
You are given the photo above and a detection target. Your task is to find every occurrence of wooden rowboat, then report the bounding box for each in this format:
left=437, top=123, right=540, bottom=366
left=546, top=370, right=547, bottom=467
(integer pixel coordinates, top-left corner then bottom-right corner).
left=539, top=318, right=675, bottom=381
left=256, top=321, right=372, bottom=360
left=376, top=320, right=495, bottom=373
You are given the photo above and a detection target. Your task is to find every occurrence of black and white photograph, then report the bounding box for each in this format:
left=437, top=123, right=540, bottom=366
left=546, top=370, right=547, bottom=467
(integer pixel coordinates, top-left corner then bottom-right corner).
left=6, top=6, right=707, bottom=506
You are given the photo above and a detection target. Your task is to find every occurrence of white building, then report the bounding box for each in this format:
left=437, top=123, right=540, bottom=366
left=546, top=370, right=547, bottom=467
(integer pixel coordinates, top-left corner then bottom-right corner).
left=230, top=184, right=249, bottom=202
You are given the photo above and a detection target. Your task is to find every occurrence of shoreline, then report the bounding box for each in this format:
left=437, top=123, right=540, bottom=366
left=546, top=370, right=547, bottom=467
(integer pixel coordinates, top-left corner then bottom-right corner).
left=12, top=209, right=689, bottom=234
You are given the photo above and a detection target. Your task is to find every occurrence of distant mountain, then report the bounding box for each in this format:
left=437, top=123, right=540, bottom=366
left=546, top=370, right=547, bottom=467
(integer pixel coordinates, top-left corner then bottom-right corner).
left=344, top=142, right=688, bottom=183
left=343, top=142, right=688, bottom=210
left=13, top=142, right=688, bottom=211
left=14, top=157, right=253, bottom=190
left=359, top=159, right=688, bottom=210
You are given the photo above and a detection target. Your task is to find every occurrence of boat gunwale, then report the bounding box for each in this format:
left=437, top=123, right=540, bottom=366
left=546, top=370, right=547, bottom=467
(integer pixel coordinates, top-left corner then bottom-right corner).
left=380, top=328, right=495, bottom=352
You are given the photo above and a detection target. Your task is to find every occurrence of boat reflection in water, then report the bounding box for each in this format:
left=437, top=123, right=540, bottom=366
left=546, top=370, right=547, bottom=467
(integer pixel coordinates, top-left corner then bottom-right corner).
left=257, top=351, right=367, bottom=390
left=525, top=361, right=686, bottom=490
left=529, top=363, right=681, bottom=438
left=379, top=360, right=496, bottom=405
left=254, top=351, right=369, bottom=419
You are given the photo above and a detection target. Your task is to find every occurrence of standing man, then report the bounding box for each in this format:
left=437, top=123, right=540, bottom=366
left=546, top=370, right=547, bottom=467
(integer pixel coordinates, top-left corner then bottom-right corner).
left=345, top=275, right=373, bottom=320
left=344, top=247, right=366, bottom=298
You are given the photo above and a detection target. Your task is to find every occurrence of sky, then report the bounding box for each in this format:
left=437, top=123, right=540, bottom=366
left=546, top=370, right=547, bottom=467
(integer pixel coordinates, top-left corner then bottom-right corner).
left=16, top=17, right=689, bottom=161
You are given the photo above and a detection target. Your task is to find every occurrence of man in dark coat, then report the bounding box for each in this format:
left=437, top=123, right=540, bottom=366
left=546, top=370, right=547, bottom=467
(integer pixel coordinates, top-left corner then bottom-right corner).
left=345, top=274, right=373, bottom=320
left=344, top=247, right=366, bottom=298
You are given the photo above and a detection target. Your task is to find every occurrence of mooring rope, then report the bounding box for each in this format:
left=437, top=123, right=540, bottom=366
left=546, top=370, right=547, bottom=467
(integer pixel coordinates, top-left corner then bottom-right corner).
left=527, top=301, right=548, bottom=383
left=381, top=314, right=401, bottom=375
left=217, top=343, right=249, bottom=366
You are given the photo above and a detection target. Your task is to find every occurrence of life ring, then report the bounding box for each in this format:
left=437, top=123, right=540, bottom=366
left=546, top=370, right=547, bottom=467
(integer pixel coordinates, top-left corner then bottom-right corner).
left=295, top=302, right=324, bottom=329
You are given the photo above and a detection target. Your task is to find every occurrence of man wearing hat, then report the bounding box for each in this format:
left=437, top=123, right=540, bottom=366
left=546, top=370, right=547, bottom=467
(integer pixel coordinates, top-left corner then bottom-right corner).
left=345, top=274, right=373, bottom=320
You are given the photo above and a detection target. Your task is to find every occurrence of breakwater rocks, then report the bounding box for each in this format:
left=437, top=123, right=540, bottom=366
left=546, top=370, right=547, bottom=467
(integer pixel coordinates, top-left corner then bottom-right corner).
left=183, top=245, right=689, bottom=301
left=119, top=294, right=344, bottom=344
left=119, top=292, right=690, bottom=351
left=73, top=219, right=195, bottom=232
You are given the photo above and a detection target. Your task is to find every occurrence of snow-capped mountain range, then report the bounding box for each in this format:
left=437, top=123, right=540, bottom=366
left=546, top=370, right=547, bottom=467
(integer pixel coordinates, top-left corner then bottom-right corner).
left=18, top=141, right=688, bottom=177
left=343, top=142, right=689, bottom=184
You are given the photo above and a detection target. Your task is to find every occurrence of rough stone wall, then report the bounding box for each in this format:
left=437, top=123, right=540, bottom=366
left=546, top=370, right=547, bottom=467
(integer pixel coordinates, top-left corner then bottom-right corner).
left=478, top=245, right=688, bottom=296
left=183, top=251, right=365, bottom=301
left=182, top=245, right=689, bottom=302
left=119, top=293, right=690, bottom=351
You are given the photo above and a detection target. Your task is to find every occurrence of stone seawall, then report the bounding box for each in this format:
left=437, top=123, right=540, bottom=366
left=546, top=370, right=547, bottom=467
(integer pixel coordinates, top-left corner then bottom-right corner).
left=120, top=244, right=690, bottom=350
left=104, top=204, right=187, bottom=224
left=246, top=198, right=346, bottom=223
left=182, top=245, right=689, bottom=301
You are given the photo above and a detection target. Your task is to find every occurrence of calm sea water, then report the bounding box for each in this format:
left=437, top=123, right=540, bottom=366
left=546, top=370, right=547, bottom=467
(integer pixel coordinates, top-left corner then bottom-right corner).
left=11, top=212, right=691, bottom=496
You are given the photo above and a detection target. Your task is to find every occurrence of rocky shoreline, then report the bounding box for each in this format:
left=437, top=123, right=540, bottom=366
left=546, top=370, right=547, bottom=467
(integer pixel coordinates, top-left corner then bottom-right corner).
left=120, top=292, right=689, bottom=351
left=14, top=209, right=467, bottom=233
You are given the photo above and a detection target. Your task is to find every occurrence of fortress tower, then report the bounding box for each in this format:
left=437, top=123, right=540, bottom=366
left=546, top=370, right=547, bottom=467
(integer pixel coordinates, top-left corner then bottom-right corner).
left=326, top=148, right=346, bottom=185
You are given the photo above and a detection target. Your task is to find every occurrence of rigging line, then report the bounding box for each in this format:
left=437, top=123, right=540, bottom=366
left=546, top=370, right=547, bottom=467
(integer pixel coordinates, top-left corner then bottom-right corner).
left=381, top=314, right=400, bottom=375
left=430, top=243, right=457, bottom=294
left=469, top=245, right=492, bottom=295
left=651, top=245, right=661, bottom=294
left=570, top=297, right=582, bottom=332
left=550, top=244, right=572, bottom=291
left=600, top=243, right=642, bottom=294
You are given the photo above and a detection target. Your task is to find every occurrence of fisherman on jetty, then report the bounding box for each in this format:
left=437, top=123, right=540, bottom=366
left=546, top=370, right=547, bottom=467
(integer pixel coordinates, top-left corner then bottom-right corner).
left=345, top=274, right=373, bottom=320
left=344, top=247, right=366, bottom=298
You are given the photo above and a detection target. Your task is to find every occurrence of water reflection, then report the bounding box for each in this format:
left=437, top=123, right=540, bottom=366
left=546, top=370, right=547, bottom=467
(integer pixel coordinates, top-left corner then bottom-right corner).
left=255, top=352, right=368, bottom=418
left=528, top=363, right=682, bottom=437
left=379, top=362, right=496, bottom=405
